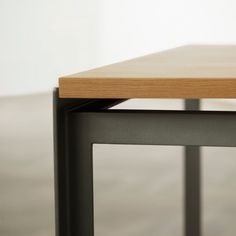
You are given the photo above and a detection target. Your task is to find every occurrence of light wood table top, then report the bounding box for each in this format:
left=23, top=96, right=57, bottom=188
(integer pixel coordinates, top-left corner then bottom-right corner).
left=59, top=45, right=236, bottom=99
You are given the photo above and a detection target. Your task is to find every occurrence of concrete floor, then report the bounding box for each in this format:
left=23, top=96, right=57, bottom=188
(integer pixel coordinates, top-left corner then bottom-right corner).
left=1, top=93, right=236, bottom=236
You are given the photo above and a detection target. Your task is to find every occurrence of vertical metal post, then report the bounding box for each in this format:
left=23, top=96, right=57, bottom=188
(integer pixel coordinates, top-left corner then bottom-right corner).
left=53, top=89, right=125, bottom=236
left=184, top=100, right=201, bottom=236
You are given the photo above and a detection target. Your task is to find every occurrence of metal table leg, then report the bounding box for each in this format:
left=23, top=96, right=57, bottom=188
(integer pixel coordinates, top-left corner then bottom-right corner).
left=184, top=98, right=201, bottom=236
left=53, top=89, right=124, bottom=236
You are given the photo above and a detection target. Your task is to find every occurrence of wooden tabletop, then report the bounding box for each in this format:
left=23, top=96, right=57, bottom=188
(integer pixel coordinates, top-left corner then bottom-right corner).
left=59, top=45, right=236, bottom=99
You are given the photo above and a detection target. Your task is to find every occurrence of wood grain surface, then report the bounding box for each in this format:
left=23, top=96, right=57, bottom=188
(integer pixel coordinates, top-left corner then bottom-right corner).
left=59, top=45, right=236, bottom=98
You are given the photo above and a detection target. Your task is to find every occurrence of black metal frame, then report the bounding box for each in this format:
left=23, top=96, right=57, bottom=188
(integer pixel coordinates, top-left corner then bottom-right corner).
left=54, top=89, right=236, bottom=236
left=184, top=100, right=201, bottom=236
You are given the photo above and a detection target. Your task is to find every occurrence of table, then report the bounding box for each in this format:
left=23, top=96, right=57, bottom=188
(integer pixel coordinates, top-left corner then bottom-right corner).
left=54, top=45, right=236, bottom=236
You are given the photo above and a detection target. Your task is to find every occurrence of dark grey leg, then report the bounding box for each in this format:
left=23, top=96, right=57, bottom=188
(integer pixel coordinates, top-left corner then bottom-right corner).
left=184, top=100, right=201, bottom=236
left=66, top=123, right=93, bottom=236
left=53, top=89, right=124, bottom=236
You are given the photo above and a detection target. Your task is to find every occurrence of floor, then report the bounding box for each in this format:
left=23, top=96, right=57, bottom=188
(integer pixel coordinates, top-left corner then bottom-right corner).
left=1, top=93, right=236, bottom=236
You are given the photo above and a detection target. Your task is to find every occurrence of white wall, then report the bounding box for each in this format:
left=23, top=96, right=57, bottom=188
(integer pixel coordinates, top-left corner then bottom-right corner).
left=0, top=0, right=100, bottom=96
left=1, top=0, right=236, bottom=96
left=98, top=0, right=236, bottom=64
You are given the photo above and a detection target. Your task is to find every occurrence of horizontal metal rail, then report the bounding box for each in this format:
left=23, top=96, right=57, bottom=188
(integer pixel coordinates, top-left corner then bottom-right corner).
left=69, top=109, right=236, bottom=147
